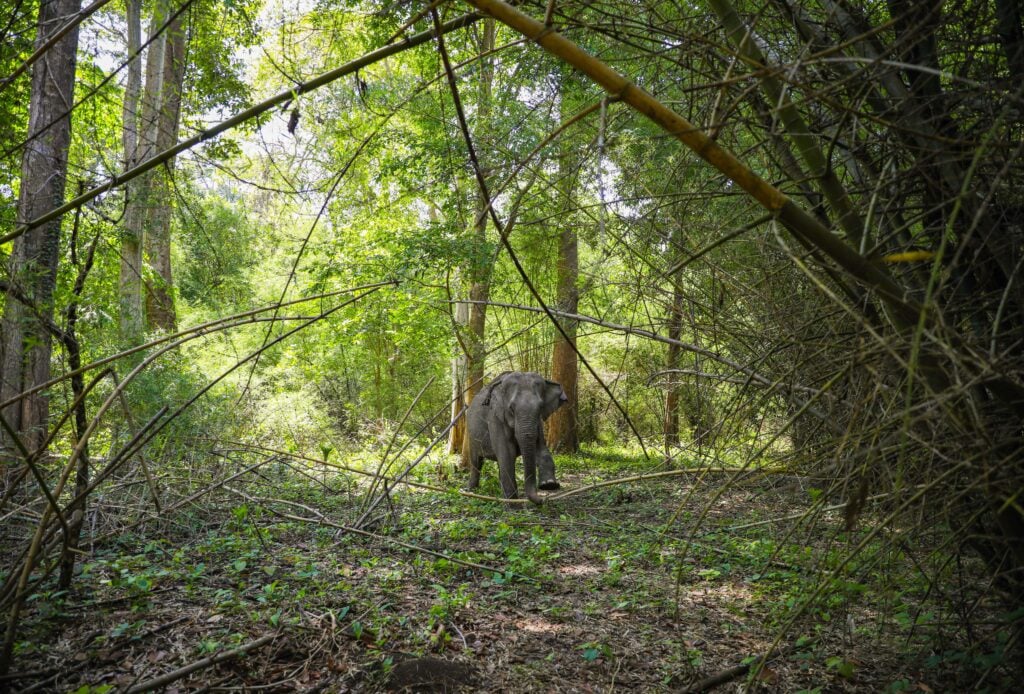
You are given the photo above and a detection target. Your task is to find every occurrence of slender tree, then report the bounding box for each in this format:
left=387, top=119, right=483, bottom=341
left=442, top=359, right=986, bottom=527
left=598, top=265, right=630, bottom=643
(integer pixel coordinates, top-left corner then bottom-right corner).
left=118, top=0, right=144, bottom=341
left=663, top=225, right=684, bottom=451
left=457, top=18, right=496, bottom=466
left=546, top=68, right=579, bottom=453
left=119, top=0, right=186, bottom=339
left=144, top=5, right=186, bottom=330
left=0, top=0, right=82, bottom=458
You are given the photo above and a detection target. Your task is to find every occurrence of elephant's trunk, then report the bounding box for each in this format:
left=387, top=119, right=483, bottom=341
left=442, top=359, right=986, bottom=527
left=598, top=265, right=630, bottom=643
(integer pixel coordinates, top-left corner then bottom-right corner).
left=515, top=410, right=542, bottom=505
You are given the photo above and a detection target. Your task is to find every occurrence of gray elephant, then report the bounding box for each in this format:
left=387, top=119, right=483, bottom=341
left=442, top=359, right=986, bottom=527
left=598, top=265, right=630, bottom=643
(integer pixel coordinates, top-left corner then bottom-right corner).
left=465, top=371, right=568, bottom=504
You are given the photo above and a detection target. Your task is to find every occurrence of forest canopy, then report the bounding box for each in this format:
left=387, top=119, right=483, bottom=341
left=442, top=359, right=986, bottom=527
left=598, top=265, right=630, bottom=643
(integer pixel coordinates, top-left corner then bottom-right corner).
left=1, top=0, right=1022, bottom=689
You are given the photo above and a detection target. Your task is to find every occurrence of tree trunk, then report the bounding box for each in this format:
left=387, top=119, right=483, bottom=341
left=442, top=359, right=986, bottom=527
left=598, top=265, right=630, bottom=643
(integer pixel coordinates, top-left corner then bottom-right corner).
left=547, top=221, right=579, bottom=453
left=118, top=0, right=144, bottom=342
left=547, top=65, right=579, bottom=454
left=0, top=0, right=80, bottom=674
left=58, top=206, right=96, bottom=590
left=664, top=228, right=684, bottom=452
left=144, top=7, right=185, bottom=331
left=0, top=0, right=81, bottom=460
left=460, top=228, right=490, bottom=467
left=458, top=18, right=496, bottom=468
left=448, top=269, right=468, bottom=454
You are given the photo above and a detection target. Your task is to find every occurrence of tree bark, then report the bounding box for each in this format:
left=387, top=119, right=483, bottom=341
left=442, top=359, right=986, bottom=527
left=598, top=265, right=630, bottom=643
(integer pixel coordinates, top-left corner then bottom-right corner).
left=118, top=0, right=144, bottom=342
left=664, top=228, right=684, bottom=451
left=144, top=6, right=186, bottom=331
left=547, top=217, right=578, bottom=453
left=546, top=63, right=579, bottom=454
left=448, top=269, right=469, bottom=454
left=58, top=208, right=96, bottom=589
left=0, top=0, right=81, bottom=460
left=458, top=18, right=496, bottom=468
left=460, top=220, right=490, bottom=466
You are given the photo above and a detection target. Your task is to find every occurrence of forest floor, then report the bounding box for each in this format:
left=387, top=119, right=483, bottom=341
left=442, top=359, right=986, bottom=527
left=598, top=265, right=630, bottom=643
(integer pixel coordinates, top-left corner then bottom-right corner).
left=4, top=446, right=1018, bottom=692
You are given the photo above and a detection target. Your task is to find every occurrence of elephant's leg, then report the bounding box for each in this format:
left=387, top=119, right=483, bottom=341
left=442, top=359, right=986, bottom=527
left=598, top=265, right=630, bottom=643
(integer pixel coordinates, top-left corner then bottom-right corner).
left=523, top=454, right=540, bottom=503
left=491, top=432, right=519, bottom=500
left=497, top=453, right=519, bottom=499
left=536, top=427, right=560, bottom=490
left=537, top=448, right=560, bottom=490
left=466, top=454, right=483, bottom=490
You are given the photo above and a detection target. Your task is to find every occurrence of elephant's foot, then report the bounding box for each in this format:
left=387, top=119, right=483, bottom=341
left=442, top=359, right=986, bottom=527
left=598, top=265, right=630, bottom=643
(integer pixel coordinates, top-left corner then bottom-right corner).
left=538, top=478, right=560, bottom=491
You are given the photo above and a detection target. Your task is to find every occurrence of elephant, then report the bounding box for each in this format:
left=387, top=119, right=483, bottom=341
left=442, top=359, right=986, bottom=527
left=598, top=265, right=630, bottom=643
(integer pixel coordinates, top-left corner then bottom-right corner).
left=465, top=371, right=568, bottom=504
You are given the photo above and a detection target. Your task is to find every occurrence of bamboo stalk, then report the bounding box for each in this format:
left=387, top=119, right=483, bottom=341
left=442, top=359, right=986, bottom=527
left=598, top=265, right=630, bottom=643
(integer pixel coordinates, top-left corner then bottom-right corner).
left=459, top=0, right=916, bottom=328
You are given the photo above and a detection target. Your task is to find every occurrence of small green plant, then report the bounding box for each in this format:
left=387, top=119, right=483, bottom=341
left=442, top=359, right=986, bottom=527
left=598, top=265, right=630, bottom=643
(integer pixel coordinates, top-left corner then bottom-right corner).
left=198, top=639, right=220, bottom=654
left=109, top=620, right=146, bottom=639
left=579, top=642, right=613, bottom=662
left=825, top=655, right=856, bottom=678
left=425, top=583, right=471, bottom=646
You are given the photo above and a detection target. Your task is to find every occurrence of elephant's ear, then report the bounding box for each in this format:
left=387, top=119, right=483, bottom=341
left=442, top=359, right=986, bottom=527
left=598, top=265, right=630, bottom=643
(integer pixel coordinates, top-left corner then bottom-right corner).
left=541, top=380, right=569, bottom=419
left=482, top=372, right=512, bottom=406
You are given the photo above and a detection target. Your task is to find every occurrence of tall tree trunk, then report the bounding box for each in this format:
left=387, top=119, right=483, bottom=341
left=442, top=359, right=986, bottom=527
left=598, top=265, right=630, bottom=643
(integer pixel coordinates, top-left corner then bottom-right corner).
left=0, top=0, right=81, bottom=675
left=459, top=18, right=496, bottom=468
left=448, top=269, right=468, bottom=454
left=548, top=225, right=578, bottom=453
left=0, top=0, right=81, bottom=460
left=460, top=201, right=490, bottom=466
left=547, top=65, right=579, bottom=454
left=58, top=204, right=96, bottom=590
left=664, top=228, right=684, bottom=452
left=144, top=7, right=185, bottom=331
left=118, top=0, right=144, bottom=342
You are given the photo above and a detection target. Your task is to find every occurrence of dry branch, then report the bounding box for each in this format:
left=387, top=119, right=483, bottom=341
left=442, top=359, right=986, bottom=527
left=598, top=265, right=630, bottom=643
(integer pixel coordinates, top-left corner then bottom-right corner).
left=124, top=632, right=277, bottom=693
left=682, top=640, right=807, bottom=693
left=200, top=439, right=532, bottom=504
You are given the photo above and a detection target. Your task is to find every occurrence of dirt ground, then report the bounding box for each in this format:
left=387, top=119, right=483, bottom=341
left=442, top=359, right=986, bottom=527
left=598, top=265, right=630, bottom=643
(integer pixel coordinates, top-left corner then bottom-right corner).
left=3, top=463, right=1015, bottom=692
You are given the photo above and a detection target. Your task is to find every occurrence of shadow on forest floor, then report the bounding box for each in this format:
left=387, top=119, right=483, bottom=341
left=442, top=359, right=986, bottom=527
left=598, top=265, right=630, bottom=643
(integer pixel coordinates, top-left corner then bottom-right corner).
left=4, top=447, right=1018, bottom=692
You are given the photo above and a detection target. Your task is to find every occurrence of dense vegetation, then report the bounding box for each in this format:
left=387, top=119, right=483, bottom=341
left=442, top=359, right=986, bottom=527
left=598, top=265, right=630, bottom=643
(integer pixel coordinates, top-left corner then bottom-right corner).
left=1, top=0, right=1022, bottom=690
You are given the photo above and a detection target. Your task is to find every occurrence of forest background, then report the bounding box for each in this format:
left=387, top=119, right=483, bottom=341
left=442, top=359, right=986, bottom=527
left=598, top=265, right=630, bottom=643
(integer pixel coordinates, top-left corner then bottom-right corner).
left=1, top=0, right=1023, bottom=690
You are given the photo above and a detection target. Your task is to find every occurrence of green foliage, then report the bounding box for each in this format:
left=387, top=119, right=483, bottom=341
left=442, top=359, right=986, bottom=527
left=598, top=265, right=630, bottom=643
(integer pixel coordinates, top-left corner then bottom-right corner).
left=184, top=0, right=262, bottom=118
left=176, top=188, right=265, bottom=310
left=0, top=0, right=33, bottom=225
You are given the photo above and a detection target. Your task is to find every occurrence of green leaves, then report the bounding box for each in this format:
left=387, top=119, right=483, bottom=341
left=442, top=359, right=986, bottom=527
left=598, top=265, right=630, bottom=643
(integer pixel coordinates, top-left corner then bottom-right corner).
left=579, top=642, right=612, bottom=662
left=825, top=656, right=856, bottom=679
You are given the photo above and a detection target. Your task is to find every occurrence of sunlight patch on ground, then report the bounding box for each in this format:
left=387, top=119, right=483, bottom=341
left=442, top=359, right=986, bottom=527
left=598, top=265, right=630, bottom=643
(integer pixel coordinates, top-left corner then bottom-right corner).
left=683, top=581, right=756, bottom=603
left=558, top=563, right=602, bottom=576
left=515, top=617, right=566, bottom=634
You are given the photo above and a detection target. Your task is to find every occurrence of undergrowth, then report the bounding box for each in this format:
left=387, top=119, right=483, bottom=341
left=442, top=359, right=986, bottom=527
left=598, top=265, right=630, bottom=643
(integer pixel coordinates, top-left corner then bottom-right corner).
left=6, top=444, right=1020, bottom=692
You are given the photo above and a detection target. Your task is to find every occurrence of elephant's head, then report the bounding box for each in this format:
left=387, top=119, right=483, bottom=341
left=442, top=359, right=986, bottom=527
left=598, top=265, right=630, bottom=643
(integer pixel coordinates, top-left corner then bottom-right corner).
left=485, top=371, right=567, bottom=501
